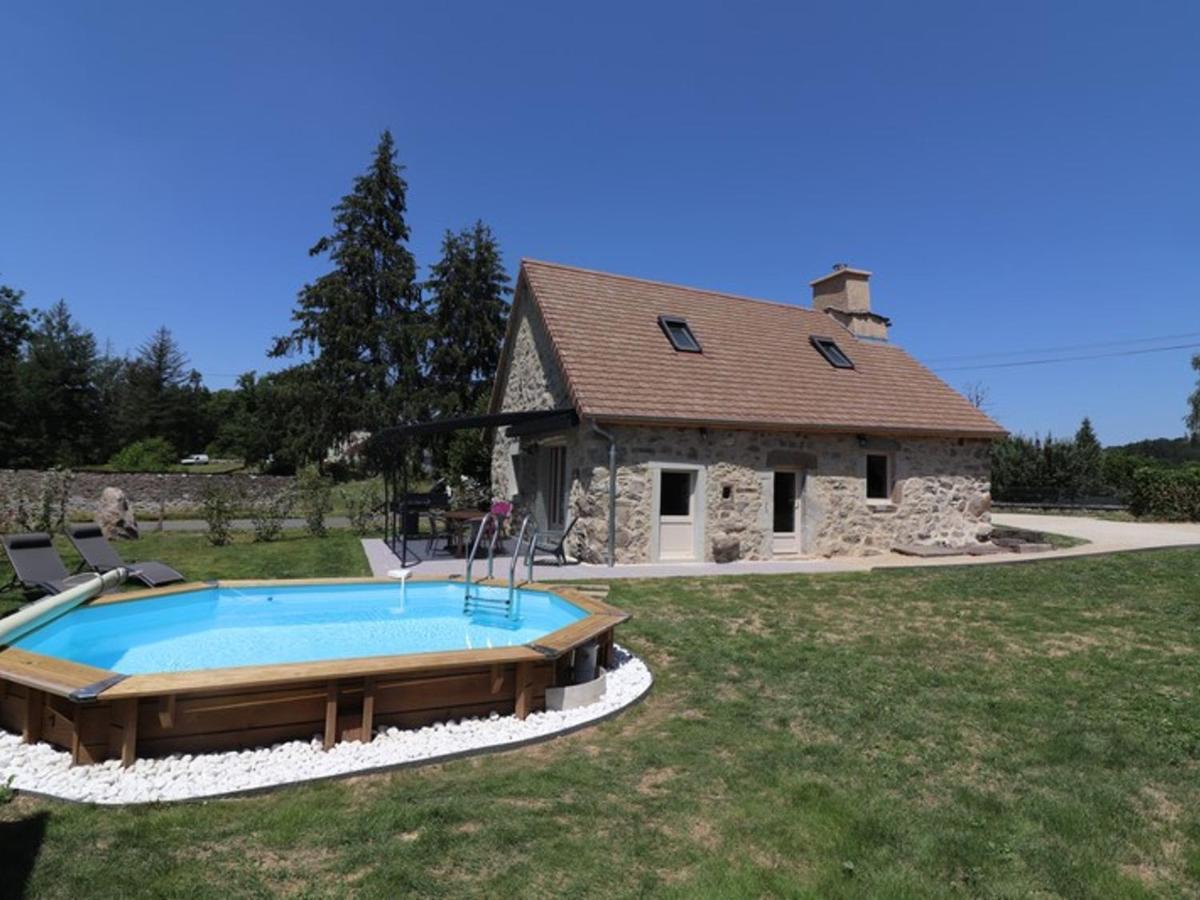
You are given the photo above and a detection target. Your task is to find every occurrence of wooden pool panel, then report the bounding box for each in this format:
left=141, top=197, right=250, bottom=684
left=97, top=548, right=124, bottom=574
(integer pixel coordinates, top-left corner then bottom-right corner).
left=0, top=578, right=626, bottom=766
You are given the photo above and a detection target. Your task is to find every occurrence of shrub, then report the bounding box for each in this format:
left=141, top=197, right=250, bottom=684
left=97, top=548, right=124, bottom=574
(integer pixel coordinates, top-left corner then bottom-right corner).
left=1129, top=467, right=1200, bottom=521
left=296, top=467, right=334, bottom=537
left=251, top=491, right=293, bottom=543
left=108, top=438, right=177, bottom=472
left=0, top=496, right=15, bottom=535
left=202, top=484, right=238, bottom=546
left=341, top=482, right=381, bottom=536
left=448, top=474, right=489, bottom=511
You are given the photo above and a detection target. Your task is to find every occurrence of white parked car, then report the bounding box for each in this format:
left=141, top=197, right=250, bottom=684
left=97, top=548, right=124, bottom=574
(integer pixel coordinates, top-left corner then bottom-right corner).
left=180, top=454, right=211, bottom=465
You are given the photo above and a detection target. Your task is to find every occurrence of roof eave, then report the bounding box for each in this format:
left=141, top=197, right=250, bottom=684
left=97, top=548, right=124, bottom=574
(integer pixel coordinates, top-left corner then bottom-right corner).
left=584, top=413, right=1007, bottom=440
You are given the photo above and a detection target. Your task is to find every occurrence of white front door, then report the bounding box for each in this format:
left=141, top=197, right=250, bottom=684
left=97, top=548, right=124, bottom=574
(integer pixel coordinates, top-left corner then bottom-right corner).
left=772, top=470, right=802, bottom=556
left=657, top=469, right=697, bottom=561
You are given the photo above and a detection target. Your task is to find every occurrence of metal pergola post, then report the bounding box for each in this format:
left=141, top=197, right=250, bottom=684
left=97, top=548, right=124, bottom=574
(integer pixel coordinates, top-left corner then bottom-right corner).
left=366, top=407, right=580, bottom=569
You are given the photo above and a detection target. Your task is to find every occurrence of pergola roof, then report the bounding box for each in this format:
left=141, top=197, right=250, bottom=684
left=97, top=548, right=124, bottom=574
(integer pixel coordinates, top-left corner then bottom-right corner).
left=367, top=407, right=577, bottom=462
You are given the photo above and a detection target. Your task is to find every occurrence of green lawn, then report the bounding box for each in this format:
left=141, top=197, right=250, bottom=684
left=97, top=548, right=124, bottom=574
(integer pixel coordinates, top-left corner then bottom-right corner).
left=2, top=538, right=1199, bottom=897
left=79, top=460, right=247, bottom=475
left=0, top=531, right=370, bottom=616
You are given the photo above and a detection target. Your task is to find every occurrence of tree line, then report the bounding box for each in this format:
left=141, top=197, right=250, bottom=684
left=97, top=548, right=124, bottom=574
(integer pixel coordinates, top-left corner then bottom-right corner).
left=991, top=417, right=1200, bottom=505
left=0, top=130, right=510, bottom=480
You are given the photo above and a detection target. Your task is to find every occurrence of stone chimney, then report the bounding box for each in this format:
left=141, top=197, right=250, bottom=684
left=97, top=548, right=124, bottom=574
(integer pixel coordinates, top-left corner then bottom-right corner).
left=810, top=263, right=891, bottom=342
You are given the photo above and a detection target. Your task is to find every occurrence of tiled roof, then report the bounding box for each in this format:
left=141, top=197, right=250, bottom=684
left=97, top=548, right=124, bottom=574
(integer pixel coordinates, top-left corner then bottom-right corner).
left=514, top=259, right=1007, bottom=438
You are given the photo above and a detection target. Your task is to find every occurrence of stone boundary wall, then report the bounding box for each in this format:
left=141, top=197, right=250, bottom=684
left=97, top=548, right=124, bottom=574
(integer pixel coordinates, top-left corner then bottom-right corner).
left=0, top=469, right=296, bottom=517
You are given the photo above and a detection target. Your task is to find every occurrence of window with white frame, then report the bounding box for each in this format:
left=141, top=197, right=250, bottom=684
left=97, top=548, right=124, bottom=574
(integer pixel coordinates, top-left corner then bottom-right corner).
left=865, top=453, right=892, bottom=502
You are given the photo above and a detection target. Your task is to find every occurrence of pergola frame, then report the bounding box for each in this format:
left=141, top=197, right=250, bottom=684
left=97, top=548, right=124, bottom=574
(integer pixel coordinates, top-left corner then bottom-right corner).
left=366, top=408, right=578, bottom=566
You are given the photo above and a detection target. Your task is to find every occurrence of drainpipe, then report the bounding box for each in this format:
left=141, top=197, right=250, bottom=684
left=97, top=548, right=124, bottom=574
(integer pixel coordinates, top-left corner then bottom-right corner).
left=590, top=420, right=617, bottom=567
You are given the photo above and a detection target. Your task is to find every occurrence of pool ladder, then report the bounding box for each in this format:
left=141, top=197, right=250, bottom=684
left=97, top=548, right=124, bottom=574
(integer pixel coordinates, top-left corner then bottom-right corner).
left=463, top=514, right=537, bottom=620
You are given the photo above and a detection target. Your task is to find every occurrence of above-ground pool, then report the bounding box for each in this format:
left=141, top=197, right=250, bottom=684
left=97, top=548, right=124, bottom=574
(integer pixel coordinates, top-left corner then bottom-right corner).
left=13, top=581, right=588, bottom=674
left=0, top=578, right=627, bottom=766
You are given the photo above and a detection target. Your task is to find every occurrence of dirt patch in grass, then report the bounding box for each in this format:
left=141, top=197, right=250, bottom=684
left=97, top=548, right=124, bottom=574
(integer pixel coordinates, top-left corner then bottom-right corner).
left=725, top=610, right=770, bottom=636
left=637, top=766, right=678, bottom=796
left=1138, top=785, right=1182, bottom=825
left=1041, top=633, right=1107, bottom=657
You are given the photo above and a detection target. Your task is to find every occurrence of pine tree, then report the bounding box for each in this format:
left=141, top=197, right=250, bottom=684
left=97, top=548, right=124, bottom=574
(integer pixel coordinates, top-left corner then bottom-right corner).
left=15, top=300, right=104, bottom=466
left=427, top=221, right=511, bottom=414
left=1188, top=354, right=1200, bottom=441
left=0, top=285, right=32, bottom=466
left=271, top=130, right=424, bottom=462
left=118, top=326, right=208, bottom=455
left=1073, top=417, right=1103, bottom=496
left=425, top=221, right=511, bottom=481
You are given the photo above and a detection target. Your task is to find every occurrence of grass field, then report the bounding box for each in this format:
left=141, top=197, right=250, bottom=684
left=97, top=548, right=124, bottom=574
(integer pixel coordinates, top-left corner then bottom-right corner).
left=1, top=536, right=1198, bottom=897
left=79, top=460, right=247, bottom=475
left=0, top=531, right=370, bottom=616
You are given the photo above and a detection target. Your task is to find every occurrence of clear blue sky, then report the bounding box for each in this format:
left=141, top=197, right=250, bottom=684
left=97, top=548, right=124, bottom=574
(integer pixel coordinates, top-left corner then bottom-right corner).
left=2, top=1, right=1197, bottom=445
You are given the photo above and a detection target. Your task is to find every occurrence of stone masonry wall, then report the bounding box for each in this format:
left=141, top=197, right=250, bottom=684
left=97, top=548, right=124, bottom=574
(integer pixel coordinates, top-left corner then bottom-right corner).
left=0, top=469, right=296, bottom=518
left=491, top=287, right=583, bottom=511
left=567, top=427, right=992, bottom=563
left=490, top=284, right=994, bottom=563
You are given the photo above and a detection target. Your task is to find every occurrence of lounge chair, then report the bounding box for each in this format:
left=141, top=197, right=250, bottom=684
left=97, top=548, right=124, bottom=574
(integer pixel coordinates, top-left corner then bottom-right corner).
left=532, top=517, right=578, bottom=566
left=1, top=533, right=99, bottom=596
left=66, top=524, right=185, bottom=588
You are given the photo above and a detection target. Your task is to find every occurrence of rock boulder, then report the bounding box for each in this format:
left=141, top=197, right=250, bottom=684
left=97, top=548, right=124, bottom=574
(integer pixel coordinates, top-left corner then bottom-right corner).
left=97, top=487, right=138, bottom=540
left=712, top=535, right=741, bottom=564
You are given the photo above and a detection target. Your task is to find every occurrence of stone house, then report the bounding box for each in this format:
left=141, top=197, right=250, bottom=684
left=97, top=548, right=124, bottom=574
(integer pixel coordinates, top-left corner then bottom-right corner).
left=490, top=260, right=1006, bottom=564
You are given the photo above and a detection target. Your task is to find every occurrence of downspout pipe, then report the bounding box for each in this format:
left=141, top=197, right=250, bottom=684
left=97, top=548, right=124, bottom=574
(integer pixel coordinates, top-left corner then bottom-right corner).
left=590, top=420, right=617, bottom=567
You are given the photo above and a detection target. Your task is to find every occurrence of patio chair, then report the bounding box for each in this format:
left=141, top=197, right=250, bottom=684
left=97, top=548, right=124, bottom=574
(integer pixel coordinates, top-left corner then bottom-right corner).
left=424, top=509, right=455, bottom=557
left=1, top=533, right=99, bottom=597
left=532, top=517, right=578, bottom=566
left=65, top=524, right=185, bottom=588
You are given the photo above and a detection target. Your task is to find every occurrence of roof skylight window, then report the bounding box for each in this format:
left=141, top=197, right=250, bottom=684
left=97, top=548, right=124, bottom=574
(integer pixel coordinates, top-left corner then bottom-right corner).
left=811, top=336, right=854, bottom=369
left=659, top=315, right=701, bottom=353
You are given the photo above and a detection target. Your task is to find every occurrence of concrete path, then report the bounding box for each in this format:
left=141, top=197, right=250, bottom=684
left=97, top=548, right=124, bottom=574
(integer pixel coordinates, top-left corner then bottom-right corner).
left=992, top=512, right=1200, bottom=555
left=361, top=514, right=1200, bottom=582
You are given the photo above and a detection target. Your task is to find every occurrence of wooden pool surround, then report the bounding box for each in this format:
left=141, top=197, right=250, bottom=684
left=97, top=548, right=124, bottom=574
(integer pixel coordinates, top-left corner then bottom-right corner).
left=0, top=577, right=628, bottom=766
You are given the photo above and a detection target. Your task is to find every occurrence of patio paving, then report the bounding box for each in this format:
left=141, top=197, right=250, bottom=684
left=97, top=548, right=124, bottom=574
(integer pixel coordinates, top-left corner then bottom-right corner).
left=362, top=513, right=1200, bottom=581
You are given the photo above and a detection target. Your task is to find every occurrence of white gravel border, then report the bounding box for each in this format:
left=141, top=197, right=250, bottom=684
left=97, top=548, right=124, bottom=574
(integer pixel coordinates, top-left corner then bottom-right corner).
left=0, top=646, right=651, bottom=805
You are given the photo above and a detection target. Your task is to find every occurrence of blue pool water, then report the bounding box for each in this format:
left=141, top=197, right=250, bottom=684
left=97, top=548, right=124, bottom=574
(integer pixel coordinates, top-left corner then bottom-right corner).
left=12, top=581, right=586, bottom=674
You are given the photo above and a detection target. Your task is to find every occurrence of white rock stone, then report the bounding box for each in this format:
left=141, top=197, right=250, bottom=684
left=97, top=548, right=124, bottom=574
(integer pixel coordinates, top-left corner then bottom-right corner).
left=0, top=646, right=650, bottom=805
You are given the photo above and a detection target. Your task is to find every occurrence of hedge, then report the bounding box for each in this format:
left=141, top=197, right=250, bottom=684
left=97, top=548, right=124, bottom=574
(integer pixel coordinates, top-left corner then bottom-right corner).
left=1128, top=467, right=1200, bottom=521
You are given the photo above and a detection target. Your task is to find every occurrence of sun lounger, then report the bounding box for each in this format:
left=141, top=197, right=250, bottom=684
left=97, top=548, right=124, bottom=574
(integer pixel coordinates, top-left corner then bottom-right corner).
left=1, top=533, right=98, bottom=597
left=66, top=524, right=185, bottom=588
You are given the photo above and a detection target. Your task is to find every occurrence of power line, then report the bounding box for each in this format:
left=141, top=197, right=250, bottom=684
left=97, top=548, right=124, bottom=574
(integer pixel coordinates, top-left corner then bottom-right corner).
left=933, top=341, right=1200, bottom=373
left=923, top=330, right=1200, bottom=364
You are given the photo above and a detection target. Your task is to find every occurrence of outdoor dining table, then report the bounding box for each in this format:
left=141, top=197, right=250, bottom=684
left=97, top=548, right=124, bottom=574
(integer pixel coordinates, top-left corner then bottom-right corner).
left=439, top=509, right=487, bottom=556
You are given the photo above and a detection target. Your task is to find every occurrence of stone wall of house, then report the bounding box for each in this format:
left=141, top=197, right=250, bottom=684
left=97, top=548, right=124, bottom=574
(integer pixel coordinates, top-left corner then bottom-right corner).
left=491, top=286, right=580, bottom=506
left=565, top=426, right=993, bottom=563
left=0, top=469, right=296, bottom=518
left=489, top=284, right=993, bottom=563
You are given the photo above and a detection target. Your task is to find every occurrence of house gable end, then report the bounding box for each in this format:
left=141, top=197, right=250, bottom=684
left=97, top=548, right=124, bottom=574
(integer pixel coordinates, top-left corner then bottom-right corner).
left=490, top=269, right=576, bottom=416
